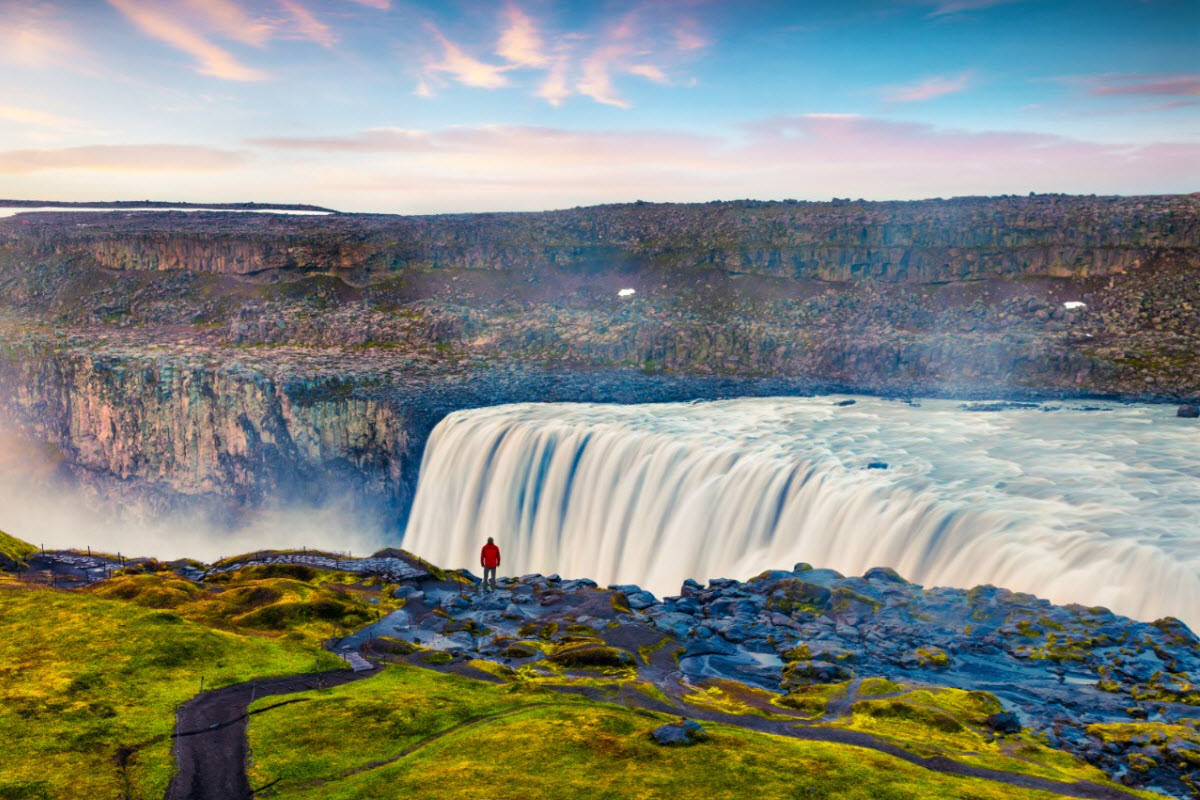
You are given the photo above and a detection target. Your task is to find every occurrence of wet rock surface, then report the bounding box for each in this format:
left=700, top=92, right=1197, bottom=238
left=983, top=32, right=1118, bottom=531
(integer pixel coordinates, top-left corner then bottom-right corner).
left=335, top=561, right=1200, bottom=798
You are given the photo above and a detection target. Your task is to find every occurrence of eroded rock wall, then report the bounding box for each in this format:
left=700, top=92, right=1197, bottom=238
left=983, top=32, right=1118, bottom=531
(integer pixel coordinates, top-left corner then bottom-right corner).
left=0, top=344, right=409, bottom=510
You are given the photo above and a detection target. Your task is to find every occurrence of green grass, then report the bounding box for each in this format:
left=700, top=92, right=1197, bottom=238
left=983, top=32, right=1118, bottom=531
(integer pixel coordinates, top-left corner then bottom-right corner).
left=0, top=529, right=36, bottom=566
left=246, top=664, right=1088, bottom=800
left=85, top=565, right=398, bottom=648
left=840, top=686, right=1158, bottom=795
left=0, top=584, right=343, bottom=800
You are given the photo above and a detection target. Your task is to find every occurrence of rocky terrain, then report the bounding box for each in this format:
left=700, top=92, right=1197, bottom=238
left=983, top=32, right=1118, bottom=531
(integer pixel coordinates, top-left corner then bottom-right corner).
left=0, top=194, right=1197, bottom=522
left=12, top=543, right=1199, bottom=798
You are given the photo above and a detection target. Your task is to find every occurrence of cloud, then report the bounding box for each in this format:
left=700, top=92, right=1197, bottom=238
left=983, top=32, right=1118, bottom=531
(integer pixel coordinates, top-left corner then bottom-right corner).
left=1084, top=73, right=1200, bottom=97
left=924, top=0, right=1031, bottom=17
left=578, top=47, right=633, bottom=108
left=672, top=22, right=708, bottom=52
left=415, top=3, right=707, bottom=108
left=0, top=103, right=83, bottom=131
left=627, top=63, right=669, bottom=84
left=537, top=55, right=571, bottom=106
left=278, top=0, right=337, bottom=48
left=496, top=4, right=549, bottom=68
left=248, top=128, right=432, bottom=152
left=0, top=1, right=80, bottom=69
left=0, top=144, right=246, bottom=173
left=426, top=24, right=510, bottom=88
left=883, top=71, right=974, bottom=102
left=106, top=0, right=268, bottom=80
left=348, top=0, right=389, bottom=8
left=10, top=117, right=1193, bottom=213
left=278, top=116, right=1199, bottom=211
left=182, top=0, right=274, bottom=47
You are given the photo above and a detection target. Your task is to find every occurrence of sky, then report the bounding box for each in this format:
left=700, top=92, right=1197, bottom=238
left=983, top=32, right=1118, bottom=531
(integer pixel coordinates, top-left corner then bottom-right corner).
left=0, top=0, right=1197, bottom=213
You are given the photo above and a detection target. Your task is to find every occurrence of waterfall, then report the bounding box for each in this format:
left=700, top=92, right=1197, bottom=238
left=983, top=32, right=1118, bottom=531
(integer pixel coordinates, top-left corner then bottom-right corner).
left=402, top=396, right=1200, bottom=627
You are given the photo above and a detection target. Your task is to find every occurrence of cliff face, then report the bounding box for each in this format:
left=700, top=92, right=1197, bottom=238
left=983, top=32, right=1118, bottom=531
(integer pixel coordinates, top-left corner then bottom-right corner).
left=78, top=236, right=371, bottom=275
left=4, top=194, right=1196, bottom=283
left=0, top=193, right=1196, bottom=525
left=0, top=344, right=410, bottom=514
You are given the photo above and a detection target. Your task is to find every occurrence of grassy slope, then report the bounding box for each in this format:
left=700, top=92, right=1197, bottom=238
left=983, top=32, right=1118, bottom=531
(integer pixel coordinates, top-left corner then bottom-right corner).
left=85, top=564, right=400, bottom=649
left=0, top=584, right=343, bottom=800
left=0, top=529, right=36, bottom=566
left=248, top=664, right=1089, bottom=800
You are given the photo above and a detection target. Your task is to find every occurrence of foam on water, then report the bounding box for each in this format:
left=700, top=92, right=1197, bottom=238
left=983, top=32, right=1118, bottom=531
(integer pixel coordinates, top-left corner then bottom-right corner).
left=402, top=396, right=1200, bottom=626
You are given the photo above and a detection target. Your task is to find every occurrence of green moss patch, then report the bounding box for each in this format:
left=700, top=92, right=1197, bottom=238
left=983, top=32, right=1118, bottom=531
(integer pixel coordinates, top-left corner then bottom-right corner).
left=0, top=584, right=339, bottom=800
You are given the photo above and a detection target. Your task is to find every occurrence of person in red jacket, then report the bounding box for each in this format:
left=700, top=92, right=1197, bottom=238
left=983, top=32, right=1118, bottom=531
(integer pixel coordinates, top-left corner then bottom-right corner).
left=480, top=537, right=500, bottom=591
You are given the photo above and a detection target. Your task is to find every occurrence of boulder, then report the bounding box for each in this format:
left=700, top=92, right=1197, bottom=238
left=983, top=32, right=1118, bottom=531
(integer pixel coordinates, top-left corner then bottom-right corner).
left=1178, top=404, right=1199, bottom=418
left=650, top=720, right=708, bottom=746
left=987, top=711, right=1022, bottom=734
left=863, top=567, right=908, bottom=585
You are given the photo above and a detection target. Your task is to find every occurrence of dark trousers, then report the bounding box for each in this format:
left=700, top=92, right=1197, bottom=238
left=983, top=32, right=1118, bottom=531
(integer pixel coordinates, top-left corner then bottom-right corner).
left=482, top=566, right=497, bottom=589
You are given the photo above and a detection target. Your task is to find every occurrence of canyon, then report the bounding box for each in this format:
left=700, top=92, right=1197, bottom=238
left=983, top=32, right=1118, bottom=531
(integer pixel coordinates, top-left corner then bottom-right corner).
left=0, top=195, right=1197, bottom=528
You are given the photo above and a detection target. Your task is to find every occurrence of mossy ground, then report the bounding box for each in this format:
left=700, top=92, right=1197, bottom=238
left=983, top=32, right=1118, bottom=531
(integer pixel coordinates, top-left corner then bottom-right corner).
left=840, top=686, right=1157, bottom=795
left=248, top=663, right=1089, bottom=800
left=0, top=529, right=36, bottom=566
left=85, top=562, right=399, bottom=648
left=0, top=584, right=341, bottom=800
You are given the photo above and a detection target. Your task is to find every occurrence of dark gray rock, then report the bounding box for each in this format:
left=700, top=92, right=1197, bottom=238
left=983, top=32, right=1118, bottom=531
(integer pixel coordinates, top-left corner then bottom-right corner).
left=987, top=711, right=1022, bottom=734
left=1178, top=404, right=1199, bottom=418
left=651, top=720, right=708, bottom=746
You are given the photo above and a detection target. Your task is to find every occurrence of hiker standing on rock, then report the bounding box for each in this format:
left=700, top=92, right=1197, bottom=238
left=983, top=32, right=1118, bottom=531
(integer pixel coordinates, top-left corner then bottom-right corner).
left=480, top=537, right=500, bottom=591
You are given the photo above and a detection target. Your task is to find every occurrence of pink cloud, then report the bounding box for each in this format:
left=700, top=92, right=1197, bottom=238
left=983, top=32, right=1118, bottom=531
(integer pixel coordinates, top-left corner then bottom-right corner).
left=182, top=0, right=274, bottom=47
left=426, top=24, right=510, bottom=89
left=106, top=0, right=268, bottom=80
left=348, top=0, right=389, bottom=8
left=278, top=0, right=337, bottom=48
left=414, top=3, right=707, bottom=108
left=0, top=103, right=84, bottom=131
left=497, top=4, right=549, bottom=68
left=672, top=22, right=708, bottom=52
left=578, top=47, right=633, bottom=108
left=0, top=144, right=246, bottom=173
left=537, top=56, right=572, bottom=106
left=259, top=116, right=1199, bottom=211
left=883, top=71, right=974, bottom=102
left=1086, top=74, right=1200, bottom=97
left=0, top=1, right=80, bottom=69
left=16, top=117, right=1194, bottom=213
left=248, top=128, right=432, bottom=152
left=627, top=63, right=669, bottom=84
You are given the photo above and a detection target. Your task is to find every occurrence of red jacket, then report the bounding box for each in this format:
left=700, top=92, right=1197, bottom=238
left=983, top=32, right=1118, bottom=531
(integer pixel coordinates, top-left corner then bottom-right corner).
left=481, top=543, right=501, bottom=569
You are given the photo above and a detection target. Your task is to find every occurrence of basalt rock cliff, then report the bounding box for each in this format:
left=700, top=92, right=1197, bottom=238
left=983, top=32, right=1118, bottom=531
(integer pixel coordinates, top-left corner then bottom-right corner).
left=5, top=194, right=1196, bottom=282
left=0, top=194, right=1197, bottom=522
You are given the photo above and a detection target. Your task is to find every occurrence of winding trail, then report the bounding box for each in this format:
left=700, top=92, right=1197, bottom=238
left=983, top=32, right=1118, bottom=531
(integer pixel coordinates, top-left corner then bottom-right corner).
left=165, top=665, right=381, bottom=800
left=164, top=648, right=1150, bottom=800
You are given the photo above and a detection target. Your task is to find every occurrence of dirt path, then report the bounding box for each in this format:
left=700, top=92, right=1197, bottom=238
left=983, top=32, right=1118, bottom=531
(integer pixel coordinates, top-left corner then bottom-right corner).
left=165, top=652, right=1146, bottom=800
left=165, top=665, right=381, bottom=800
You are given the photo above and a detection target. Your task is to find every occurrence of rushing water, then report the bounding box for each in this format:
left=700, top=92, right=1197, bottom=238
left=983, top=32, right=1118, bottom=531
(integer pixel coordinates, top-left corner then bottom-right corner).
left=403, top=396, right=1200, bottom=627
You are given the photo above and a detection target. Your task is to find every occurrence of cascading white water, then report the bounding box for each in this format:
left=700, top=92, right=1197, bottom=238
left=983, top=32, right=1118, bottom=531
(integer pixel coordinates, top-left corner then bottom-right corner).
left=402, top=396, right=1200, bottom=627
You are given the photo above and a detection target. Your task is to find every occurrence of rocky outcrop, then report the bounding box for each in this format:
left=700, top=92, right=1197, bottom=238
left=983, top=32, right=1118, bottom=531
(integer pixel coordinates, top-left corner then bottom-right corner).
left=323, top=552, right=1200, bottom=798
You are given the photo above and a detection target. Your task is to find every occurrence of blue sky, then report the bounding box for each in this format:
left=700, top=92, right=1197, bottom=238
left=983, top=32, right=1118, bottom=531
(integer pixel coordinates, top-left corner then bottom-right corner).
left=0, top=0, right=1196, bottom=212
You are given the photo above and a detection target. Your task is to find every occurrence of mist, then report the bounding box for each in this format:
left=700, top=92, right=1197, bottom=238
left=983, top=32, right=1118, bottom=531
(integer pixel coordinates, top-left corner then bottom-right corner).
left=0, top=428, right=392, bottom=562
